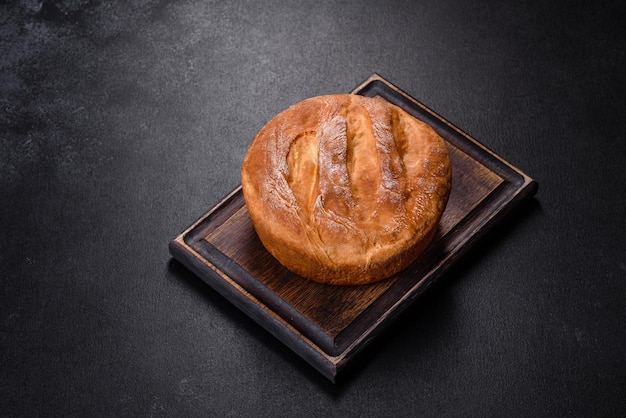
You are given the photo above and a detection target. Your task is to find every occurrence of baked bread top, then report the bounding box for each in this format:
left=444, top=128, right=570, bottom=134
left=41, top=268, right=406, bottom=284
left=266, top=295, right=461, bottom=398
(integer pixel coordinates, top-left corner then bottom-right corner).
left=241, top=94, right=451, bottom=285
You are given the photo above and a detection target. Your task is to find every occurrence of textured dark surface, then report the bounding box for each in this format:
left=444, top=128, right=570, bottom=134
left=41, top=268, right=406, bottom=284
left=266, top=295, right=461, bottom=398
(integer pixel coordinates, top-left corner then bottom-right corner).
left=1, top=1, right=625, bottom=416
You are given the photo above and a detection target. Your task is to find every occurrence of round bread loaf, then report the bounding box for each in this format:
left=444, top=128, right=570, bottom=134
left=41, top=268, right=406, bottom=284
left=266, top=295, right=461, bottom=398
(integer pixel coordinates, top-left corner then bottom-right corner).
left=241, top=94, right=451, bottom=285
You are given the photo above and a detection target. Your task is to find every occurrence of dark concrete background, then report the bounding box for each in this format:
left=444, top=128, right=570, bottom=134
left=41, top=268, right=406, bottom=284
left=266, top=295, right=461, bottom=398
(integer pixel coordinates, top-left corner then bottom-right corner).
left=1, top=0, right=625, bottom=416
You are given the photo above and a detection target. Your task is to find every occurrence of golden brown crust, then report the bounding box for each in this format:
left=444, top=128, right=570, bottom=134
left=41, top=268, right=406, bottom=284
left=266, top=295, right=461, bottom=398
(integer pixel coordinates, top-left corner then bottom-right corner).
left=241, top=94, right=451, bottom=285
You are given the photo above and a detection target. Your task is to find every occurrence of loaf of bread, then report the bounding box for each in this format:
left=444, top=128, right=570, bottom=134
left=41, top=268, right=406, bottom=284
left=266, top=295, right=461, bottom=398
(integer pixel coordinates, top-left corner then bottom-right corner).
left=241, top=94, right=451, bottom=285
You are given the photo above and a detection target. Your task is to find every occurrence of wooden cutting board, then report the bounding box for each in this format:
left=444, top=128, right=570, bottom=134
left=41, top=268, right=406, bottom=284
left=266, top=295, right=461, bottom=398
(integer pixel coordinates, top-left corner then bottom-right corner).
left=169, top=74, right=538, bottom=382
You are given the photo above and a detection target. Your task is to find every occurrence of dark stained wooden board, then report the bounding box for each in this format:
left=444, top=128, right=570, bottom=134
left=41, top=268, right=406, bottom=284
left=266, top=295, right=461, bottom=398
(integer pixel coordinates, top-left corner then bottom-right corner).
left=168, top=74, right=538, bottom=382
